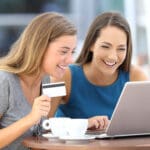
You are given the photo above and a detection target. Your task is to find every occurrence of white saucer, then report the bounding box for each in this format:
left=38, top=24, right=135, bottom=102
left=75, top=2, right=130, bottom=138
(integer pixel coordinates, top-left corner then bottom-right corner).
left=59, top=135, right=95, bottom=141
left=42, top=133, right=58, bottom=139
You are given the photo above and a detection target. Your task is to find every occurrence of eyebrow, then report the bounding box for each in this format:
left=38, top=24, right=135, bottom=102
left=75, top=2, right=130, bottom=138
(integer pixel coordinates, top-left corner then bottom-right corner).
left=60, top=46, right=76, bottom=50
left=101, top=42, right=126, bottom=47
left=101, top=42, right=111, bottom=46
left=60, top=46, right=70, bottom=50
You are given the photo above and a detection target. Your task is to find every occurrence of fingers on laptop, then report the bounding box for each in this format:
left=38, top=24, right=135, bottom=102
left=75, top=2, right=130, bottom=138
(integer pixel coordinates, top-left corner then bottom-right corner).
left=88, top=116, right=109, bottom=130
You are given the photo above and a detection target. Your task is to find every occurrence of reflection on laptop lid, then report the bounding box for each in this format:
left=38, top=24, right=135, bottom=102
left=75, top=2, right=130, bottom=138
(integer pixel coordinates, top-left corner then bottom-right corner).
left=96, top=81, right=150, bottom=139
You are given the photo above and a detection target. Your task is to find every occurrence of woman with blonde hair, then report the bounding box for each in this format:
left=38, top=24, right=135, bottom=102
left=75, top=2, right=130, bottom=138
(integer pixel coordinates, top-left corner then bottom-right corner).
left=0, top=12, right=77, bottom=149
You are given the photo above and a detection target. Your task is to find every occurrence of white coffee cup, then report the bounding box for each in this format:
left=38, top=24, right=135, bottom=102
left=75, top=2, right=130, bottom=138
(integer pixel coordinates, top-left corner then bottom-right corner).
left=42, top=117, right=70, bottom=137
left=65, top=119, right=88, bottom=137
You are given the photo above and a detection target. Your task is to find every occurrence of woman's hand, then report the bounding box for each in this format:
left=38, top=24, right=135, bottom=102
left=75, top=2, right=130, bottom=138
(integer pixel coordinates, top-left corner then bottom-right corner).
left=88, top=116, right=109, bottom=130
left=29, top=95, right=51, bottom=124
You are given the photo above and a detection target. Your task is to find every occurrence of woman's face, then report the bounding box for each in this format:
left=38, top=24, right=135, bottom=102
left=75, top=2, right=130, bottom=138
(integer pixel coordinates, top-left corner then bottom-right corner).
left=90, top=26, right=127, bottom=76
left=42, top=35, right=77, bottom=79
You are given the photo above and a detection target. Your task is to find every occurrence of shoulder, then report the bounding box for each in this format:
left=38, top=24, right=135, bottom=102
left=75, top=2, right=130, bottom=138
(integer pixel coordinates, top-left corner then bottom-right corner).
left=0, top=71, right=12, bottom=109
left=51, top=67, right=71, bottom=91
left=0, top=70, right=14, bottom=83
left=51, top=67, right=71, bottom=83
left=0, top=70, right=9, bottom=77
left=130, top=65, right=149, bottom=81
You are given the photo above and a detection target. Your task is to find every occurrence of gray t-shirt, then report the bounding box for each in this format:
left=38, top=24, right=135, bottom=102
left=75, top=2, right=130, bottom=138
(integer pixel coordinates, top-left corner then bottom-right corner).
left=0, top=71, right=34, bottom=150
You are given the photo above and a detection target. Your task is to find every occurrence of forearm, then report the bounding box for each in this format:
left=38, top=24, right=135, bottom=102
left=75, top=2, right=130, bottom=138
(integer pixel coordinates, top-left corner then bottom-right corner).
left=0, top=114, right=34, bottom=148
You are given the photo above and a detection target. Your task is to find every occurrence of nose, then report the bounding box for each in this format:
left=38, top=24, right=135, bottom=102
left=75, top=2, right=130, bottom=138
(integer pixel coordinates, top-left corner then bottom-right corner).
left=65, top=53, right=74, bottom=64
left=107, top=49, right=117, bottom=61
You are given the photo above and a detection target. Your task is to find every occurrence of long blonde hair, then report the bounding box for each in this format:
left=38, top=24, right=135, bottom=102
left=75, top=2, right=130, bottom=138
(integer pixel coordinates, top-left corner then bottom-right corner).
left=0, top=12, right=77, bottom=75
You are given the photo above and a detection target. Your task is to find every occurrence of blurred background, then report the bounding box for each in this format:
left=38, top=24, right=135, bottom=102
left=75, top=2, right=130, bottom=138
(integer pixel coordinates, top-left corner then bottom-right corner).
left=0, top=0, right=150, bottom=75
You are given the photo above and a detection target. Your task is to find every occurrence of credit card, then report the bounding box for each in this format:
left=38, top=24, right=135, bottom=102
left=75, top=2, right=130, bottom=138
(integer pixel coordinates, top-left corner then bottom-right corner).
left=42, top=82, right=66, bottom=97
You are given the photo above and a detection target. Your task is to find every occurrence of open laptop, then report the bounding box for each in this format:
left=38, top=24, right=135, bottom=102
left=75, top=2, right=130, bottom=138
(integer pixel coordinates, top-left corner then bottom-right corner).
left=95, top=81, right=150, bottom=139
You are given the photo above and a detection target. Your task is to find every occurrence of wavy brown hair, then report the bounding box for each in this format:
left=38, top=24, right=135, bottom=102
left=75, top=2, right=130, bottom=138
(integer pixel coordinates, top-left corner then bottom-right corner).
left=76, top=12, right=132, bottom=72
left=0, top=12, right=77, bottom=75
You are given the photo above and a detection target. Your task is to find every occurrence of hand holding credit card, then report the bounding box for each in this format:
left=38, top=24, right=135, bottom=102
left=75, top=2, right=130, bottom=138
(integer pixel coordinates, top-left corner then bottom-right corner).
left=42, top=82, right=66, bottom=97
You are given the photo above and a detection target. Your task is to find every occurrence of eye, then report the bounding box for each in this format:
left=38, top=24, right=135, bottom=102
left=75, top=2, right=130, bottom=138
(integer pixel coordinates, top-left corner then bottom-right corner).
left=59, top=49, right=76, bottom=55
left=60, top=50, right=68, bottom=55
left=101, top=45, right=109, bottom=49
left=118, top=48, right=126, bottom=51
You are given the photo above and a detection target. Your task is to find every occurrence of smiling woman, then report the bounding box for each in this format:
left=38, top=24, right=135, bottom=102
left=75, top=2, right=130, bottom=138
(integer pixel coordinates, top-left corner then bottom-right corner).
left=90, top=26, right=127, bottom=77
left=49, top=11, right=149, bottom=131
left=0, top=12, right=77, bottom=149
left=42, top=35, right=76, bottom=79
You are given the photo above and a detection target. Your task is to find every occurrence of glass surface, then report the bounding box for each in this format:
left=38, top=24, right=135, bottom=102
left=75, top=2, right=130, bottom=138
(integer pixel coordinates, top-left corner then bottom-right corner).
left=0, top=26, right=24, bottom=57
left=0, top=0, right=70, bottom=13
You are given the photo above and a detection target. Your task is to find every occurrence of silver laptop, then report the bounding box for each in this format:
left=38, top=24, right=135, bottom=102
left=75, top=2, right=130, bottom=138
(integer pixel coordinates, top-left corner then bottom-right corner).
left=96, top=81, right=150, bottom=139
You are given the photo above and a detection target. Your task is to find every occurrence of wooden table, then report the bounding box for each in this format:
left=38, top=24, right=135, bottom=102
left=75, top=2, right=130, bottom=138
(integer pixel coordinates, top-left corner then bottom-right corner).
left=23, top=135, right=150, bottom=150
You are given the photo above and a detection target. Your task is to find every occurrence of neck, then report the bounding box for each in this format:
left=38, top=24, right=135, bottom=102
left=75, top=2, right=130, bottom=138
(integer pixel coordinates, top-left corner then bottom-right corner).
left=19, top=74, right=42, bottom=104
left=19, top=74, right=42, bottom=88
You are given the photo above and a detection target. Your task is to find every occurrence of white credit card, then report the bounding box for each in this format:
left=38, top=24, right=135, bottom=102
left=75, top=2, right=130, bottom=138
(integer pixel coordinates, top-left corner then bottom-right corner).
left=42, top=82, right=66, bottom=97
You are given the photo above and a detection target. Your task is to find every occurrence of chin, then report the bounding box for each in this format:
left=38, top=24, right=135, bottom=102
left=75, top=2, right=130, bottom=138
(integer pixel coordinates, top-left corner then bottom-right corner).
left=53, top=73, right=64, bottom=79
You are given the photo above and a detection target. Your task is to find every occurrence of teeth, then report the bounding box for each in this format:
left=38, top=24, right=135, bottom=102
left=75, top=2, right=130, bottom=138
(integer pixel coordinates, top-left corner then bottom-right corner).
left=105, top=61, right=116, bottom=66
left=58, top=65, right=68, bottom=69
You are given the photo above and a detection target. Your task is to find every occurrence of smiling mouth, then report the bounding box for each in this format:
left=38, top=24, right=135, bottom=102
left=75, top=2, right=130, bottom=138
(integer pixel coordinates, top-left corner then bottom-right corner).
left=57, top=65, right=68, bottom=70
left=104, top=61, right=117, bottom=67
